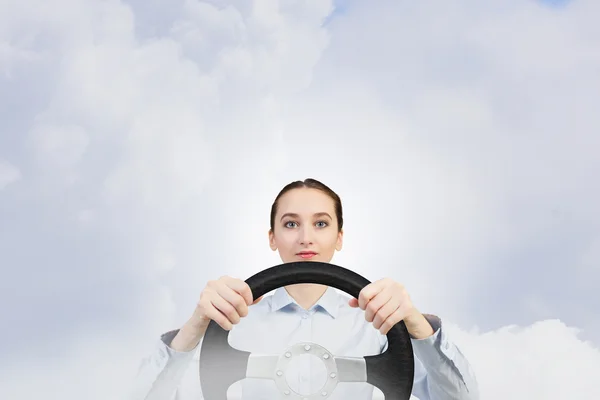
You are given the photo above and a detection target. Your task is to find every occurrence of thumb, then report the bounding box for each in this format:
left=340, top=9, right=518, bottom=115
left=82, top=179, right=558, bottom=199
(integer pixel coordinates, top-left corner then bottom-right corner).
left=252, top=295, right=264, bottom=305
left=348, top=298, right=359, bottom=308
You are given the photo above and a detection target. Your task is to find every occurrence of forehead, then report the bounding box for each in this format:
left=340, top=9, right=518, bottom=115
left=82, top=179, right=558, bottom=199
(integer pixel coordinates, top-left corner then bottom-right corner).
left=276, top=188, right=335, bottom=215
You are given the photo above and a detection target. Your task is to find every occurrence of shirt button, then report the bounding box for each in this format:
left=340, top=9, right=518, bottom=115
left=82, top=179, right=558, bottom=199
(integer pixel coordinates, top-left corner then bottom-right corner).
left=301, top=314, right=308, bottom=319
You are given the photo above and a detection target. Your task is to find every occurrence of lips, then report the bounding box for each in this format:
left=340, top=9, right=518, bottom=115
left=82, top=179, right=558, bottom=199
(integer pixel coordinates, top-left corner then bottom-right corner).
left=297, top=251, right=317, bottom=259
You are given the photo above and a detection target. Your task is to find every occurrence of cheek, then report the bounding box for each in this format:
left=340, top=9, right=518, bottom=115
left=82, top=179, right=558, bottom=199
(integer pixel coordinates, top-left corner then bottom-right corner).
left=322, top=232, right=340, bottom=249
left=274, top=232, right=296, bottom=251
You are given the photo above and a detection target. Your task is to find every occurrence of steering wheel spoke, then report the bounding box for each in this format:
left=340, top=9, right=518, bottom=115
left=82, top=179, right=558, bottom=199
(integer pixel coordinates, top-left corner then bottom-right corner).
left=245, top=353, right=280, bottom=380
left=333, top=355, right=368, bottom=383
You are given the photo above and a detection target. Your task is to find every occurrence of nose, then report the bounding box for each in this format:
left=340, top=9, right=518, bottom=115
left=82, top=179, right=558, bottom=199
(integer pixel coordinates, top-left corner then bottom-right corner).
left=298, top=226, right=314, bottom=245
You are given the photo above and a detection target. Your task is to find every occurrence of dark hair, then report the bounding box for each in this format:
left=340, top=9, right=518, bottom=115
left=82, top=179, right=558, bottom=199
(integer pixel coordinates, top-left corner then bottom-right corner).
left=270, top=178, right=343, bottom=233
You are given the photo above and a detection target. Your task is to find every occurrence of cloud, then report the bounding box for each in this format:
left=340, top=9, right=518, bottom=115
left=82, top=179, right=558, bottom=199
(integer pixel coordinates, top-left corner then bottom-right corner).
left=447, top=319, right=600, bottom=399
left=0, top=0, right=599, bottom=399
left=0, top=0, right=337, bottom=366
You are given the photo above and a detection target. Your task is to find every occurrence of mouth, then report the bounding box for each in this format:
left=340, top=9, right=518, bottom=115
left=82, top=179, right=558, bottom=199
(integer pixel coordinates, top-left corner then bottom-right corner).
left=296, top=251, right=318, bottom=259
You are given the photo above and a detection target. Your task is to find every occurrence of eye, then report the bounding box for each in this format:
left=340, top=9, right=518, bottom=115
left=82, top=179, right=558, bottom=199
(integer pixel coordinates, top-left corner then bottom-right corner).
left=284, top=221, right=298, bottom=228
left=315, top=220, right=328, bottom=228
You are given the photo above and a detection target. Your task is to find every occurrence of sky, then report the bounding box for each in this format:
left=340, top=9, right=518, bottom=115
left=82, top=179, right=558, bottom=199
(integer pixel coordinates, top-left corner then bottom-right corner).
left=0, top=0, right=599, bottom=399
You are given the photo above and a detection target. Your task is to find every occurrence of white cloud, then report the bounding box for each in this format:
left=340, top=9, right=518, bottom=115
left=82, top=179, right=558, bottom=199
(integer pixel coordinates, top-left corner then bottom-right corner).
left=0, top=159, right=21, bottom=190
left=29, top=122, right=89, bottom=168
left=1, top=0, right=599, bottom=399
left=448, top=319, right=600, bottom=399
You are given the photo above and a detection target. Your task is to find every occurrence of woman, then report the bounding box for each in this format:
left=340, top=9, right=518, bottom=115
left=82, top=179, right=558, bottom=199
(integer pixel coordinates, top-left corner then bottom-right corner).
left=130, top=179, right=479, bottom=399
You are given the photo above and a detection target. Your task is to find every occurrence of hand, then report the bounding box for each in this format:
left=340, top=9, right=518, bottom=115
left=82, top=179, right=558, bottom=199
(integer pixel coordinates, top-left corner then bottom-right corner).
left=170, top=276, right=264, bottom=352
left=348, top=277, right=434, bottom=338
left=188, top=276, right=264, bottom=333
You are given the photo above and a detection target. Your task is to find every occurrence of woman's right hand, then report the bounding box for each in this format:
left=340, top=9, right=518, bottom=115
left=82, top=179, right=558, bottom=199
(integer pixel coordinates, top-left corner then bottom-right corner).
left=170, top=276, right=263, bottom=352
left=190, top=275, right=263, bottom=332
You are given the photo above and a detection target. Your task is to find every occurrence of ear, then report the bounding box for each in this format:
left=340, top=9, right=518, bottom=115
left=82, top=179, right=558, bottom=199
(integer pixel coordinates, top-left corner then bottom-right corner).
left=268, top=229, right=277, bottom=251
left=335, top=228, right=344, bottom=251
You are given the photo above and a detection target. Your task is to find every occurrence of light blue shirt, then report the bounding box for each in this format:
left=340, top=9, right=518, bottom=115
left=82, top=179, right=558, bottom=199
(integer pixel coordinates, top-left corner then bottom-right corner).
left=130, top=286, right=479, bottom=399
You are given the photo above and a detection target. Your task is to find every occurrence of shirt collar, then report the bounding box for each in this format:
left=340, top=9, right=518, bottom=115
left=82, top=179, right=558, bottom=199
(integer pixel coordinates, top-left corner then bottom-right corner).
left=270, top=286, right=340, bottom=318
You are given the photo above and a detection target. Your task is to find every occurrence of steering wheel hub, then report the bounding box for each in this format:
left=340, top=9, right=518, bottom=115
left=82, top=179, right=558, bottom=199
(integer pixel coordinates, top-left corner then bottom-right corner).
left=273, top=342, right=338, bottom=399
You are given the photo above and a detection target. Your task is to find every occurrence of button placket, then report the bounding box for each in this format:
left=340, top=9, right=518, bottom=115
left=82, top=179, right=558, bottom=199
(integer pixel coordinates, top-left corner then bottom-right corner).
left=300, top=311, right=312, bottom=395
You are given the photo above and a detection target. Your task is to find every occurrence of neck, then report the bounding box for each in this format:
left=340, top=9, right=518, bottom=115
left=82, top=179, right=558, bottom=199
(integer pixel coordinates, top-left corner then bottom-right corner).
left=285, top=283, right=328, bottom=310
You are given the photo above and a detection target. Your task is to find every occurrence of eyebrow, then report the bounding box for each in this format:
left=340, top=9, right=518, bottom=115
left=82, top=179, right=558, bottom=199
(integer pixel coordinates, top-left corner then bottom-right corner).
left=280, top=212, right=333, bottom=221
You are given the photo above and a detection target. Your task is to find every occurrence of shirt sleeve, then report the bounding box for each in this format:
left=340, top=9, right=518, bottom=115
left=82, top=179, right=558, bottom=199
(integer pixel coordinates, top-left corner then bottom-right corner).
left=380, top=314, right=480, bottom=400
left=128, top=329, right=201, bottom=400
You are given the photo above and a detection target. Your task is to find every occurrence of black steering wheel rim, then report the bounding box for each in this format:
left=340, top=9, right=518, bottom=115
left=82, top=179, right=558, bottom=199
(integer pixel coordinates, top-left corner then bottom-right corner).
left=199, top=261, right=415, bottom=399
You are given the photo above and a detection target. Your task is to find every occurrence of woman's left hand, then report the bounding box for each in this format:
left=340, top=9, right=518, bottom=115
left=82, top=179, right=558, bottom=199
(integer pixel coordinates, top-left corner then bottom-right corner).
left=348, top=277, right=435, bottom=338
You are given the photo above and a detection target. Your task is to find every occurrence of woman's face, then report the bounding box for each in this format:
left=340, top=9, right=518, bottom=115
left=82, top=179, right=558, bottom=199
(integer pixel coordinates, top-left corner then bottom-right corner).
left=269, top=188, right=343, bottom=263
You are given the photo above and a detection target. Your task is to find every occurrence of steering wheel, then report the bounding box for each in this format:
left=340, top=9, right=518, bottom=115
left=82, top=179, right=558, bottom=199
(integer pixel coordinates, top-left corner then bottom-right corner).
left=199, top=261, right=415, bottom=399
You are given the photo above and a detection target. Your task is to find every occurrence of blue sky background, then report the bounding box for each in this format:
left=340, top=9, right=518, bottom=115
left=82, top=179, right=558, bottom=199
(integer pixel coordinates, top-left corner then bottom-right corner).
left=1, top=1, right=599, bottom=399
left=541, top=0, right=570, bottom=7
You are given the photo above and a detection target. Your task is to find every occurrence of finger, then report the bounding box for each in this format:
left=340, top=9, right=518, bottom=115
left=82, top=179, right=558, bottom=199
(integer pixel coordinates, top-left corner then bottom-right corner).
left=358, top=282, right=385, bottom=310
left=222, top=277, right=254, bottom=306
left=372, top=294, right=401, bottom=330
left=203, top=303, right=234, bottom=331
left=348, top=298, right=359, bottom=308
left=379, top=306, right=408, bottom=335
left=217, top=283, right=250, bottom=318
left=252, top=295, right=264, bottom=305
left=364, top=288, right=393, bottom=323
left=210, top=294, right=242, bottom=326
